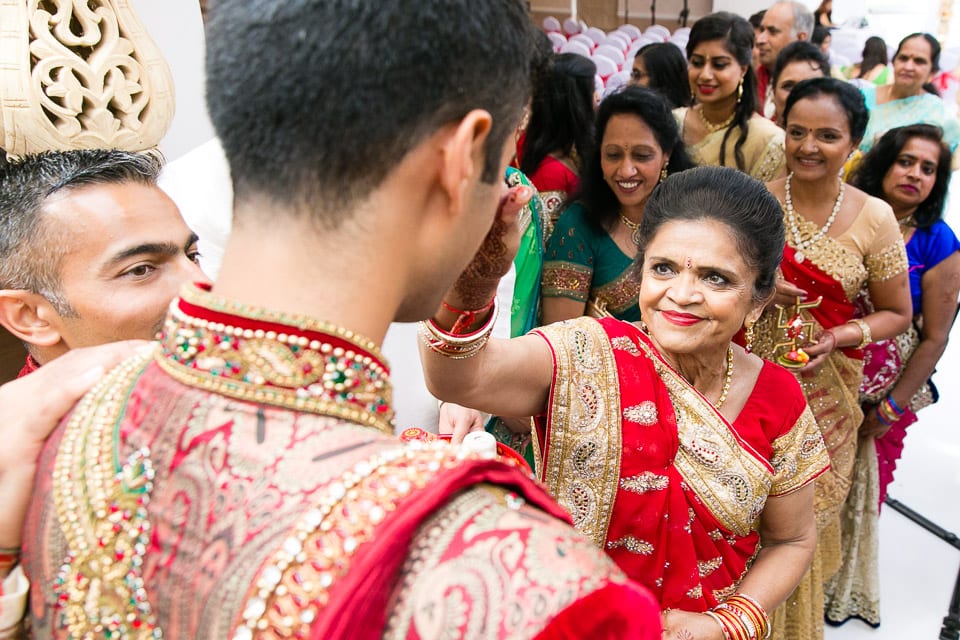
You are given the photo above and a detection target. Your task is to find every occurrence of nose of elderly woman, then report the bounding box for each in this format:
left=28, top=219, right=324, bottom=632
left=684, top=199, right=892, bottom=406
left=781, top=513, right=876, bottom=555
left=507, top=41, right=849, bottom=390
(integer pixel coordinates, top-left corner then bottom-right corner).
left=667, top=273, right=705, bottom=305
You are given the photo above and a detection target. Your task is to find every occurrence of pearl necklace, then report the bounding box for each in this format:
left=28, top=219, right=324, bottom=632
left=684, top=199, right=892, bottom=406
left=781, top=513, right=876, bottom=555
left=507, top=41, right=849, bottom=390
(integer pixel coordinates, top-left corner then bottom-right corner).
left=715, top=345, right=734, bottom=409
left=784, top=171, right=845, bottom=264
left=694, top=104, right=736, bottom=133
left=620, top=213, right=641, bottom=246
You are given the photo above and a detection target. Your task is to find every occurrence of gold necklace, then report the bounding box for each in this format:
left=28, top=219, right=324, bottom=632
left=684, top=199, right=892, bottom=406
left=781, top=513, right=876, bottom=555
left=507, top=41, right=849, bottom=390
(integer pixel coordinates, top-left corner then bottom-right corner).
left=897, top=215, right=915, bottom=228
left=714, top=345, right=734, bottom=409
left=694, top=104, right=736, bottom=133
left=619, top=213, right=641, bottom=246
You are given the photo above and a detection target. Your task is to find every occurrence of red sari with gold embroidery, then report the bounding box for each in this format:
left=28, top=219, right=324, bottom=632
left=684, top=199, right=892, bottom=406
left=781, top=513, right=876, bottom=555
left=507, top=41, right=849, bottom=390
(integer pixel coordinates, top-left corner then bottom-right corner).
left=532, top=317, right=828, bottom=611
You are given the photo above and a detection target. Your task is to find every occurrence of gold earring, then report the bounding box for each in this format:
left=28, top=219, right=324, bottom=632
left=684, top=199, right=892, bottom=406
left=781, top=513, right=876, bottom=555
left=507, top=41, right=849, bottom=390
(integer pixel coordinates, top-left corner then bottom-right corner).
left=737, top=79, right=744, bottom=104
left=660, top=166, right=668, bottom=182
left=744, top=321, right=755, bottom=353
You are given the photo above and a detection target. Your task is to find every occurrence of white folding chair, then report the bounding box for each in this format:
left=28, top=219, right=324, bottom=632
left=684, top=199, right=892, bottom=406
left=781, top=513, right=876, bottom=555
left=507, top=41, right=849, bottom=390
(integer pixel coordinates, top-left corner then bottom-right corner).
left=617, top=24, right=643, bottom=41
left=570, top=33, right=595, bottom=50
left=547, top=31, right=567, bottom=52
left=644, top=24, right=671, bottom=41
left=602, top=32, right=630, bottom=51
left=542, top=16, right=561, bottom=33
left=560, top=39, right=592, bottom=58
left=594, top=44, right=626, bottom=69
left=604, top=70, right=632, bottom=97
left=562, top=18, right=581, bottom=36
left=584, top=26, right=606, bottom=46
left=592, top=54, right=618, bottom=81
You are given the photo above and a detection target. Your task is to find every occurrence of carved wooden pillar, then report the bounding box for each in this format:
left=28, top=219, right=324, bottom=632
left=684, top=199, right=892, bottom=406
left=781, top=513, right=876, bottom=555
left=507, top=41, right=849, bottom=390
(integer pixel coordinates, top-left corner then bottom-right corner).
left=0, top=0, right=175, bottom=157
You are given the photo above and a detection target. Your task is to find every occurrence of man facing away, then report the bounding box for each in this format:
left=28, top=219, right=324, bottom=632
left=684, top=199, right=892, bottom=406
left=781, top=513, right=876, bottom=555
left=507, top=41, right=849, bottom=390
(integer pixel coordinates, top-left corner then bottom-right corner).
left=0, top=150, right=208, bottom=375
left=21, top=1, right=661, bottom=638
left=755, top=1, right=814, bottom=118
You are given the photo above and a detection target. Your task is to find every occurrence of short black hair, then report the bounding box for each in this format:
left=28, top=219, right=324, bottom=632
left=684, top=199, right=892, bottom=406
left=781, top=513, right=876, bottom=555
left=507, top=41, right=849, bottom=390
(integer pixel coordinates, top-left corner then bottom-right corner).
left=772, top=41, right=830, bottom=89
left=782, top=77, right=868, bottom=145
left=811, top=25, right=831, bottom=47
left=634, top=43, right=692, bottom=109
left=204, top=0, right=535, bottom=222
left=0, top=149, right=163, bottom=311
left=851, top=124, right=952, bottom=229
left=578, top=86, right=694, bottom=230
left=638, top=166, right=785, bottom=302
left=686, top=12, right=758, bottom=172
left=520, top=53, right=596, bottom=180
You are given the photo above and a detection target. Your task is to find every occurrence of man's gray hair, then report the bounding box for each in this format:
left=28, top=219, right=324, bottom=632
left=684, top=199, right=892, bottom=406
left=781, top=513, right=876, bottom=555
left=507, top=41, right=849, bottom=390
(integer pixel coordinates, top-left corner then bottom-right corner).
left=0, top=149, right=164, bottom=314
left=787, top=1, right=814, bottom=38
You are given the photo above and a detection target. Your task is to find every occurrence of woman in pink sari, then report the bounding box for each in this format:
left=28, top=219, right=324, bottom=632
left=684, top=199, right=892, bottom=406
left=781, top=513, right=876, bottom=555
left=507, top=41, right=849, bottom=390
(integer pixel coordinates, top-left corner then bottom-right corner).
left=423, top=166, right=829, bottom=640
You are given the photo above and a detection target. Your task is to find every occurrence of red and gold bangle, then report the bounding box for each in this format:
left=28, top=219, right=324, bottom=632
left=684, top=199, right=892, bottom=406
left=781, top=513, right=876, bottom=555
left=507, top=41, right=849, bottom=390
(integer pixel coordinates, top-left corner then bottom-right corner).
left=725, top=593, right=771, bottom=639
left=419, top=299, right=499, bottom=359
left=441, top=298, right=496, bottom=335
left=704, top=610, right=733, bottom=640
left=710, top=606, right=751, bottom=640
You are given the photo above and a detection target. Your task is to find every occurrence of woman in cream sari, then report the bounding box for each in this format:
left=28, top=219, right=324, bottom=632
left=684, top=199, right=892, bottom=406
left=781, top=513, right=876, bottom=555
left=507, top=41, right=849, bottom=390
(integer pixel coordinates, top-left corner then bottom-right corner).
left=424, top=166, right=829, bottom=640
left=675, top=12, right=785, bottom=181
left=754, top=78, right=912, bottom=640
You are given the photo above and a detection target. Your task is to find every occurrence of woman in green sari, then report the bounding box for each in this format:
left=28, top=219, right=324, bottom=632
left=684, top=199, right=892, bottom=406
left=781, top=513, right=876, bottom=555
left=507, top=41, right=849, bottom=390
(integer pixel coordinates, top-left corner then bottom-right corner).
left=541, top=87, right=694, bottom=324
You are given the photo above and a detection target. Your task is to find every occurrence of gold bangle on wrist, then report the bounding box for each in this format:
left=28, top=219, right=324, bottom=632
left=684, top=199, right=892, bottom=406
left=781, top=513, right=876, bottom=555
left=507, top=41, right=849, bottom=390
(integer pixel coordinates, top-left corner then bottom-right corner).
left=847, top=318, right=872, bottom=349
left=419, top=299, right=499, bottom=359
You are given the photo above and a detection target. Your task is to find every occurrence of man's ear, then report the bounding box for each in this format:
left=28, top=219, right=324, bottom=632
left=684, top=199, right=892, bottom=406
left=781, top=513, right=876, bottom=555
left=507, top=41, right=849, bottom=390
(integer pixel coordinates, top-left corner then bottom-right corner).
left=439, top=109, right=494, bottom=218
left=0, top=290, right=64, bottom=348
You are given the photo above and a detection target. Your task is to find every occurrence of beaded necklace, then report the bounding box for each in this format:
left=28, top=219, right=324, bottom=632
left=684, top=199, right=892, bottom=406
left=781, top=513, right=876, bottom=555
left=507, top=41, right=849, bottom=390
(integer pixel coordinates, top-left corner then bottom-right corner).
left=784, top=171, right=845, bottom=264
left=714, top=345, right=735, bottom=409
left=619, top=213, right=641, bottom=246
left=694, top=104, right=736, bottom=133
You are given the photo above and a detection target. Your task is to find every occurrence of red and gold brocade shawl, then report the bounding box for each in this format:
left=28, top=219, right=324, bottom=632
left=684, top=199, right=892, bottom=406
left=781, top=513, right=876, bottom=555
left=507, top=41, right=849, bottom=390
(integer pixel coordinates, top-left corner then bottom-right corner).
left=533, top=317, right=828, bottom=611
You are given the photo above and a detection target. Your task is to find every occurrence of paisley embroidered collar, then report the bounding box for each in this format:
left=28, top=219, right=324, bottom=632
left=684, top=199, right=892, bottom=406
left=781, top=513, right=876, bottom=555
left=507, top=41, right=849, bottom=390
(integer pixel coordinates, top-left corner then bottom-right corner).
left=157, top=283, right=394, bottom=434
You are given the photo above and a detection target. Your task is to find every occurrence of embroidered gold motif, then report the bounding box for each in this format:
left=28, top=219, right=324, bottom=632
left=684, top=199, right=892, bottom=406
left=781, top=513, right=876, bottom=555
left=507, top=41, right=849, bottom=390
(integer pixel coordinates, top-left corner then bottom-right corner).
left=698, top=556, right=724, bottom=577
left=865, top=241, right=908, bottom=282
left=535, top=318, right=622, bottom=547
left=623, top=401, right=658, bottom=425
left=158, top=285, right=394, bottom=435
left=686, top=585, right=704, bottom=600
left=770, top=407, right=828, bottom=496
left=709, top=530, right=724, bottom=541
left=592, top=266, right=642, bottom=316
left=642, top=340, right=772, bottom=537
left=233, top=442, right=472, bottom=640
left=541, top=261, right=592, bottom=302
left=610, top=336, right=641, bottom=356
left=713, top=584, right=738, bottom=602
left=620, top=472, right=669, bottom=494
left=53, top=349, right=161, bottom=639
left=606, top=536, right=654, bottom=555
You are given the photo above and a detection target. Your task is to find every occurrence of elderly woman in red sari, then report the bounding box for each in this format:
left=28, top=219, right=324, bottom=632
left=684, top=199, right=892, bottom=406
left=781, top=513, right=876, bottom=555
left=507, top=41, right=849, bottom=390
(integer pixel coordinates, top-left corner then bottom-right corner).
left=422, top=166, right=829, bottom=640
left=755, top=78, right=913, bottom=640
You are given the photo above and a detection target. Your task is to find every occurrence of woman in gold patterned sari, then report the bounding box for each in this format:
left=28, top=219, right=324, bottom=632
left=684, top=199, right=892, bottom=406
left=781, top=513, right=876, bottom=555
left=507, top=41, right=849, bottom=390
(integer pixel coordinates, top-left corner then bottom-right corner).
left=754, top=78, right=912, bottom=640
left=423, top=166, right=830, bottom=640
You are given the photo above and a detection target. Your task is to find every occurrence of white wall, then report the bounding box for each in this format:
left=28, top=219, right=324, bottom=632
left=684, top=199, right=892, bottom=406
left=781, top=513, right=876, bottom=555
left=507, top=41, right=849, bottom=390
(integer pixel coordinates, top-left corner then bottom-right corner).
left=131, top=0, right=214, bottom=162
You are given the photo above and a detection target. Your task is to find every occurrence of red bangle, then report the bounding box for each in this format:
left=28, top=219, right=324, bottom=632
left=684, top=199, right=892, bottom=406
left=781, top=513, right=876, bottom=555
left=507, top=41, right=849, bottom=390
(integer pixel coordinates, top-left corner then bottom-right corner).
left=442, top=298, right=496, bottom=335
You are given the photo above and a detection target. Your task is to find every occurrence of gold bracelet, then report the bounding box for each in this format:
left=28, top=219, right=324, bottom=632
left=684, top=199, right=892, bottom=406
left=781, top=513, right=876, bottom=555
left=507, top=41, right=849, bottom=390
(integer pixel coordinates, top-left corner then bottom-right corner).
left=847, top=318, right=872, bottom=349
left=419, top=299, right=499, bottom=359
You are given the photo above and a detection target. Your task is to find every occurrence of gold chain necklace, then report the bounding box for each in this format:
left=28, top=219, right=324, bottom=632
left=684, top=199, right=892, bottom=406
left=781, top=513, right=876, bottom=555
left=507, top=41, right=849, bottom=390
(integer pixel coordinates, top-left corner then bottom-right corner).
left=714, top=345, right=735, bottom=409
left=694, top=104, right=736, bottom=133
left=619, top=213, right=641, bottom=246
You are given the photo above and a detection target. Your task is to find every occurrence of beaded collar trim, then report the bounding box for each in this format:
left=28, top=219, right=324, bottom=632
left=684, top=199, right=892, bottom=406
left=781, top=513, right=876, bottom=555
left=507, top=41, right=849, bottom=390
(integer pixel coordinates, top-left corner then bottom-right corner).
left=158, top=284, right=394, bottom=435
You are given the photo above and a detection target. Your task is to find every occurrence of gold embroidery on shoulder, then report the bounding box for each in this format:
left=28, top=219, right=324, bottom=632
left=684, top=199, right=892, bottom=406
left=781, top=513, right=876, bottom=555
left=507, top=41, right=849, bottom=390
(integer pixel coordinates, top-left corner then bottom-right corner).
left=623, top=401, right=658, bottom=425
left=606, top=536, right=654, bottom=555
left=620, top=472, right=669, bottom=494
left=610, top=335, right=640, bottom=355
left=865, top=241, right=908, bottom=282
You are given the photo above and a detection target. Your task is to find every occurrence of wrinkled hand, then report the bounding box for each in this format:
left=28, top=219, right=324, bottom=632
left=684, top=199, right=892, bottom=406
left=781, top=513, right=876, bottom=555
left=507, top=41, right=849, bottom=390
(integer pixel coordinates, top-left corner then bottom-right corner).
left=798, top=329, right=835, bottom=372
left=438, top=402, right=487, bottom=444
left=771, top=278, right=808, bottom=309
left=0, top=340, right=148, bottom=556
left=858, top=403, right=890, bottom=439
left=450, top=183, right=532, bottom=310
left=660, top=609, right=725, bottom=640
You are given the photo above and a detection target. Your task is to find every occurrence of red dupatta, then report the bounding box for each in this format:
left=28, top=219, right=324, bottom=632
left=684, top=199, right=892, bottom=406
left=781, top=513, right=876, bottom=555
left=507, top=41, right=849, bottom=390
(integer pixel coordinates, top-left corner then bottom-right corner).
left=534, top=317, right=780, bottom=611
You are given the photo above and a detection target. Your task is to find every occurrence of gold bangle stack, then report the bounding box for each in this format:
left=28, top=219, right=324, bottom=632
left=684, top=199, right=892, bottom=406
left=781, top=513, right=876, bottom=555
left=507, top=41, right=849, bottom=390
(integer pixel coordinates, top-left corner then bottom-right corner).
left=709, top=592, right=771, bottom=640
left=419, top=299, right=499, bottom=359
left=847, top=318, right=873, bottom=349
